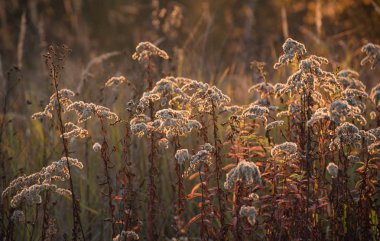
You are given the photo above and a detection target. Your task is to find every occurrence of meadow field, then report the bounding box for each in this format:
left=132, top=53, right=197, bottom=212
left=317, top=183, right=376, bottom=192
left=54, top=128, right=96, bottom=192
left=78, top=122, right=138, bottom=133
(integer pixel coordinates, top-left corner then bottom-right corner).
left=0, top=0, right=380, bottom=240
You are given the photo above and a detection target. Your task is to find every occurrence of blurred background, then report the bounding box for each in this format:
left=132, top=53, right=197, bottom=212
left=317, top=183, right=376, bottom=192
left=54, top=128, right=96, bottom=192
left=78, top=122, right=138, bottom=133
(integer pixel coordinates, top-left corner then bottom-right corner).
left=1, top=0, right=380, bottom=240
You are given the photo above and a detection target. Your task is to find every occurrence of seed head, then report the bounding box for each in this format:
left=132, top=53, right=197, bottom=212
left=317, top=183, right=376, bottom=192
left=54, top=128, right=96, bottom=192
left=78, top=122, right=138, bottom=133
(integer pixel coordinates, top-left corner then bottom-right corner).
left=326, top=162, right=338, bottom=178
left=224, top=160, right=262, bottom=190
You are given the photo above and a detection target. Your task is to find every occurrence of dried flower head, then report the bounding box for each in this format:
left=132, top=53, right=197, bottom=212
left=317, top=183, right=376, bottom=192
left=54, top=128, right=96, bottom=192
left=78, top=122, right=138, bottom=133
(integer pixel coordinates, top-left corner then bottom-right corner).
left=105, top=76, right=131, bottom=87
left=307, top=108, right=330, bottom=127
left=158, top=138, right=169, bottom=149
left=241, top=104, right=269, bottom=123
left=249, top=82, right=274, bottom=98
left=93, top=142, right=102, bottom=152
left=331, top=122, right=361, bottom=150
left=271, top=142, right=298, bottom=159
left=265, top=120, right=284, bottom=131
left=183, top=143, right=214, bottom=177
left=175, top=149, right=190, bottom=166
left=370, top=83, right=380, bottom=106
left=4, top=156, right=83, bottom=208
left=326, top=162, right=338, bottom=178
left=239, top=205, right=258, bottom=226
left=61, top=122, right=88, bottom=139
left=274, top=38, right=307, bottom=69
left=67, top=101, right=119, bottom=123
left=32, top=89, right=75, bottom=119
left=224, top=160, right=262, bottom=190
left=360, top=43, right=380, bottom=69
left=113, top=230, right=140, bottom=241
left=132, top=41, right=169, bottom=67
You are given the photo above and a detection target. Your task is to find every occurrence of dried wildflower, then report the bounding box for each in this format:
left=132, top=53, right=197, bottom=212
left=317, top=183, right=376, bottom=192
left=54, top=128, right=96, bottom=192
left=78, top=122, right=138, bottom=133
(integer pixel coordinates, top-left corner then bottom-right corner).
left=331, top=122, right=361, bottom=150
left=368, top=141, right=380, bottom=154
left=105, top=76, right=130, bottom=87
left=360, top=43, right=380, bottom=69
left=11, top=210, right=25, bottom=223
left=4, top=156, right=83, bottom=208
left=221, top=105, right=243, bottom=114
left=359, top=130, right=377, bottom=144
left=265, top=120, right=284, bottom=131
left=342, top=88, right=368, bottom=99
left=113, top=230, right=140, bottom=240
left=239, top=205, right=258, bottom=226
left=32, top=89, right=75, bottom=119
left=329, top=100, right=361, bottom=124
left=61, top=122, right=88, bottom=139
left=307, top=108, right=330, bottom=127
left=326, top=162, right=338, bottom=178
left=337, top=69, right=359, bottom=79
left=181, top=79, right=231, bottom=112
left=271, top=142, right=298, bottom=159
left=132, top=41, right=169, bottom=67
left=248, top=82, right=274, bottom=98
left=10, top=183, right=56, bottom=207
left=153, top=109, right=201, bottom=138
left=370, top=83, right=380, bottom=106
left=2, top=173, right=41, bottom=199
left=158, top=138, right=169, bottom=149
left=93, top=142, right=102, bottom=152
left=67, top=101, right=119, bottom=122
left=274, top=38, right=307, bottom=69
left=183, top=143, right=214, bottom=177
left=136, top=77, right=190, bottom=112
left=224, top=160, right=262, bottom=190
left=368, top=127, right=380, bottom=140
left=175, top=149, right=190, bottom=166
left=55, top=188, right=72, bottom=198
left=241, top=104, right=269, bottom=123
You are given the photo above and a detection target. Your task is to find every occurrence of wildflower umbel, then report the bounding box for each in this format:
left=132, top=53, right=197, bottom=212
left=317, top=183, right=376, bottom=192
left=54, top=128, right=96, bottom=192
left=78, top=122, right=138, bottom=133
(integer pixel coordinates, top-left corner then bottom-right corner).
left=274, top=38, right=307, bottom=69
left=224, top=160, right=262, bottom=190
